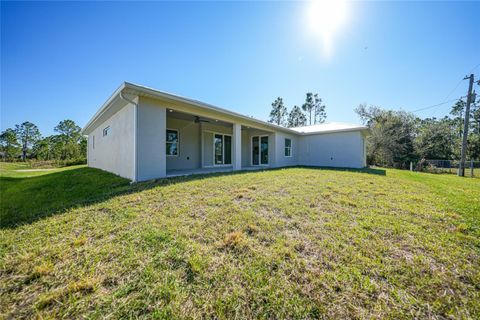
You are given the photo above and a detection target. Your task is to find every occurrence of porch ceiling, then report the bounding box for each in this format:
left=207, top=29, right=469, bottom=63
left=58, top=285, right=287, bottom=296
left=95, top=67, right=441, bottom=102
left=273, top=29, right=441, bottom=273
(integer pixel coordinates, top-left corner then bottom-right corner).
left=167, top=109, right=232, bottom=128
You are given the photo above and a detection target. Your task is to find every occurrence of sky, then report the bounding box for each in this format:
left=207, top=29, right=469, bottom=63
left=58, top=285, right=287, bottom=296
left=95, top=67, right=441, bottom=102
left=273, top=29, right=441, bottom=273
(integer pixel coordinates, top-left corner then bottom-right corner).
left=1, top=1, right=479, bottom=136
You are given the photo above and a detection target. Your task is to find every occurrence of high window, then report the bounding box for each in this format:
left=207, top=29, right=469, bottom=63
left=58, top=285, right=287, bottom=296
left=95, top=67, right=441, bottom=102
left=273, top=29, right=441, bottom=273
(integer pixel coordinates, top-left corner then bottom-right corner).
left=284, top=138, right=292, bottom=157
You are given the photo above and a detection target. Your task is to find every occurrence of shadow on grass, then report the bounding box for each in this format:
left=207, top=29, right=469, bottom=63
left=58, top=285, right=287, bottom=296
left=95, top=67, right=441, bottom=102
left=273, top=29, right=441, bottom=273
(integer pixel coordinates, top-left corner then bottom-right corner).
left=0, top=167, right=136, bottom=229
left=0, top=165, right=385, bottom=229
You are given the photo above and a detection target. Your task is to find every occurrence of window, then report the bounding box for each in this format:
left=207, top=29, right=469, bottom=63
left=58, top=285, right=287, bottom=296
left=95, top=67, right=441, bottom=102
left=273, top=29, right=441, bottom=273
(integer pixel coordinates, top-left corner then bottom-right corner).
left=214, top=133, right=232, bottom=165
left=284, top=138, right=292, bottom=157
left=166, top=129, right=178, bottom=156
left=92, top=136, right=95, bottom=149
left=103, top=126, right=111, bottom=137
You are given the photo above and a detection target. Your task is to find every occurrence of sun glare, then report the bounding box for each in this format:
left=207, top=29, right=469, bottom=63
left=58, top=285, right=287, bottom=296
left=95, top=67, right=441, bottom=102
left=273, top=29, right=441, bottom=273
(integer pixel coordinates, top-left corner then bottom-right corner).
left=306, top=0, right=349, bottom=57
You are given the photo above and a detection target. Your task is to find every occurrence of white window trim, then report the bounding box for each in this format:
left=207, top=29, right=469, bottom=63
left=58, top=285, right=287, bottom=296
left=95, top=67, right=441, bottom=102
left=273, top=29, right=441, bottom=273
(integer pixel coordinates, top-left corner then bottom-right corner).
left=284, top=138, right=292, bottom=157
left=251, top=135, right=269, bottom=166
left=212, top=132, right=233, bottom=167
left=166, top=128, right=179, bottom=157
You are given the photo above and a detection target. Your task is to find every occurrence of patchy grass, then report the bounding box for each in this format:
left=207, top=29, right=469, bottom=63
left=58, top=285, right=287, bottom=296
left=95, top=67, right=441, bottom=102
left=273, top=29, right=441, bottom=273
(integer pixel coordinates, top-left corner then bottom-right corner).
left=0, top=165, right=479, bottom=318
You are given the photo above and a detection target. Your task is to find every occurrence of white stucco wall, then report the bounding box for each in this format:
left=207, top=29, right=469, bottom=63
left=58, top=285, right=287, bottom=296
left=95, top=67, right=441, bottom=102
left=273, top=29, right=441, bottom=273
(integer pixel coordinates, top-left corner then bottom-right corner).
left=87, top=103, right=135, bottom=180
left=298, top=131, right=366, bottom=168
left=136, top=97, right=167, bottom=181
left=273, top=132, right=298, bottom=168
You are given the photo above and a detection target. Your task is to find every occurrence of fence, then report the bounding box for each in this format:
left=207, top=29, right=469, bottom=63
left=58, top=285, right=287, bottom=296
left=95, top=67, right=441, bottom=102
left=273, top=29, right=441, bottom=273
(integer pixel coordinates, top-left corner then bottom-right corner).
left=413, top=159, right=480, bottom=177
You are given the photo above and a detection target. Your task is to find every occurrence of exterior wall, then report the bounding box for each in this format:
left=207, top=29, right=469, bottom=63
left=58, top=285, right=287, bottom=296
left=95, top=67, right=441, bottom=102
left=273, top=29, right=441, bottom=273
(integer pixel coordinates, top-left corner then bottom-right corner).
left=87, top=103, right=135, bottom=180
left=166, top=117, right=201, bottom=170
left=298, top=131, right=366, bottom=168
left=136, top=97, right=167, bottom=181
left=273, top=132, right=298, bottom=168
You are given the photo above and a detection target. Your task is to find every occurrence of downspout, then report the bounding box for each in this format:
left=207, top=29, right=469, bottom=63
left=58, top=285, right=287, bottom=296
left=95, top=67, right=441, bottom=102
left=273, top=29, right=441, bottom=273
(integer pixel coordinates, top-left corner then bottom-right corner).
left=119, top=91, right=138, bottom=183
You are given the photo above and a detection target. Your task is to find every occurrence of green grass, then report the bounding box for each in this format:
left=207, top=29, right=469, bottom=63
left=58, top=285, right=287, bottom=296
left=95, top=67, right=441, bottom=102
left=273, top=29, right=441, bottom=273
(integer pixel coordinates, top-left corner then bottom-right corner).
left=1, top=165, right=479, bottom=319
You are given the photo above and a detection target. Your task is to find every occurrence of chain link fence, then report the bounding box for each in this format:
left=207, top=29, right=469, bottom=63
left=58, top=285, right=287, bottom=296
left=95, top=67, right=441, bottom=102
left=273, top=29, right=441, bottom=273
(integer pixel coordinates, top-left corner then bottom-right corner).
left=413, top=159, right=480, bottom=177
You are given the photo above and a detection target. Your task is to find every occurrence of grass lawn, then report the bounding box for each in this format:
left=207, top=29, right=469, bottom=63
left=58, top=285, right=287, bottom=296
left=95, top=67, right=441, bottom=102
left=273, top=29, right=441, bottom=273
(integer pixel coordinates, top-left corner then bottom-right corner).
left=1, top=165, right=479, bottom=319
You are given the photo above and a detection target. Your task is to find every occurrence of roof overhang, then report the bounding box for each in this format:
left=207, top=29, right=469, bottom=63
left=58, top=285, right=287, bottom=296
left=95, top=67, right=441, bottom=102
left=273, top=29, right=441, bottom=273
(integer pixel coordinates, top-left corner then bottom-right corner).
left=82, top=82, right=370, bottom=137
left=298, top=127, right=370, bottom=136
left=82, top=82, right=301, bottom=135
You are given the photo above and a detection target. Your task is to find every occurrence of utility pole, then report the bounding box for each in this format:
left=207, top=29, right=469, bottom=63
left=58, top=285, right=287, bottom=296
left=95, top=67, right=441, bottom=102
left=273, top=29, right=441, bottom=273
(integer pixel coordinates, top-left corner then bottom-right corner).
left=458, top=74, right=475, bottom=176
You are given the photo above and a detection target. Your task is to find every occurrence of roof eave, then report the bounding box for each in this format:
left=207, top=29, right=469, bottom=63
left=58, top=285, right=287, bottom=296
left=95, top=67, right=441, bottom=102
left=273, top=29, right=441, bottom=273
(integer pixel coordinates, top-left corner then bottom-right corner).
left=81, top=82, right=127, bottom=135
left=298, top=127, right=370, bottom=135
left=122, top=82, right=299, bottom=135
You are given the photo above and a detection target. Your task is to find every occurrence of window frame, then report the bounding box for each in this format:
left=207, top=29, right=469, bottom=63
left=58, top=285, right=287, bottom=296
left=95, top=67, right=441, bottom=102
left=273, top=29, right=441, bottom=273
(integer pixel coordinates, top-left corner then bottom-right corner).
left=166, top=128, right=179, bottom=157
left=251, top=135, right=269, bottom=166
left=284, top=138, right=292, bottom=157
left=212, top=132, right=232, bottom=166
left=103, top=126, right=111, bottom=137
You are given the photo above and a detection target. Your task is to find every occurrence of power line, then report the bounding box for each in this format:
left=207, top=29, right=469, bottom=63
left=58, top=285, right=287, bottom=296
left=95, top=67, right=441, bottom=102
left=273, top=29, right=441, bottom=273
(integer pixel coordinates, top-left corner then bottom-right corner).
left=468, top=62, right=480, bottom=73
left=418, top=62, right=479, bottom=115
left=411, top=96, right=465, bottom=113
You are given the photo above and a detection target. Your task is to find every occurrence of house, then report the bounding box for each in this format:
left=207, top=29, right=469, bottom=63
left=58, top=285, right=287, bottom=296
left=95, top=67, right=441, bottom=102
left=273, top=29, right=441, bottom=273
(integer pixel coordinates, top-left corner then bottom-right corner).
left=82, top=82, right=369, bottom=182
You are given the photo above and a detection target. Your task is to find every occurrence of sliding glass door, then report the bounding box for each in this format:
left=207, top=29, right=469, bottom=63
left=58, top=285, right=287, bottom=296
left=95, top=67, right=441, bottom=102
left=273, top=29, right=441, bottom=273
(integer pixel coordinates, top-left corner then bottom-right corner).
left=252, top=135, right=268, bottom=165
left=214, top=134, right=232, bottom=165
left=252, top=136, right=259, bottom=165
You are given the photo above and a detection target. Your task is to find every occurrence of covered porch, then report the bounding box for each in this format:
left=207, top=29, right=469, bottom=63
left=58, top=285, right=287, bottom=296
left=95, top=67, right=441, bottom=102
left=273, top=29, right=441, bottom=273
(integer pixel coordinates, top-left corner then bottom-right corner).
left=165, top=109, right=274, bottom=176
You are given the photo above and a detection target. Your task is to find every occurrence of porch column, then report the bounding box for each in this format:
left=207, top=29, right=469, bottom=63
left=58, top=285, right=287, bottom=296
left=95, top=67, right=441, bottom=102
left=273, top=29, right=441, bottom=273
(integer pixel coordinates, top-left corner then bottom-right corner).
left=233, top=123, right=242, bottom=170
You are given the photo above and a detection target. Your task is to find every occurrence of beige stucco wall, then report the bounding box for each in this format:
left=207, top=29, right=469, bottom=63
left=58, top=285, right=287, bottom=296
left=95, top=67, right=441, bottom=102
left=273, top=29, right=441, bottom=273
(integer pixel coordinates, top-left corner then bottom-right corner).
left=87, top=103, right=135, bottom=180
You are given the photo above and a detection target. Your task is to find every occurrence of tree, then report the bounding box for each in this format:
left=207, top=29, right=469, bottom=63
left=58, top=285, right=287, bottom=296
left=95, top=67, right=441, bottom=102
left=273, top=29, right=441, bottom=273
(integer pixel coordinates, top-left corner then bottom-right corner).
left=287, top=105, right=307, bottom=128
left=355, top=104, right=417, bottom=167
left=313, top=94, right=326, bottom=124
left=471, top=96, right=480, bottom=135
left=14, top=121, right=41, bottom=161
left=268, top=97, right=288, bottom=126
left=54, top=120, right=82, bottom=160
left=414, top=118, right=456, bottom=159
left=33, top=136, right=54, bottom=161
left=302, top=93, right=326, bottom=125
left=0, top=128, right=20, bottom=160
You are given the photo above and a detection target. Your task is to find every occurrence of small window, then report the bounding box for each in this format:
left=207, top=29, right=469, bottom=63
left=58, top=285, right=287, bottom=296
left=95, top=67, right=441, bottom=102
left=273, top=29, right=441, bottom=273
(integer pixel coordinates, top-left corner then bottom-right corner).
left=166, top=129, right=178, bottom=156
left=92, top=136, right=95, bottom=149
left=103, top=126, right=111, bottom=137
left=284, top=138, right=292, bottom=157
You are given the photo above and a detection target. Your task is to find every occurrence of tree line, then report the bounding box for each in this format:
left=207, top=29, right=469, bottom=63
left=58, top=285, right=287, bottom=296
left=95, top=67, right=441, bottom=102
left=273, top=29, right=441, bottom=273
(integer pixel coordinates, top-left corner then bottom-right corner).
left=268, top=92, right=327, bottom=127
left=0, top=120, right=86, bottom=163
left=356, top=97, right=480, bottom=168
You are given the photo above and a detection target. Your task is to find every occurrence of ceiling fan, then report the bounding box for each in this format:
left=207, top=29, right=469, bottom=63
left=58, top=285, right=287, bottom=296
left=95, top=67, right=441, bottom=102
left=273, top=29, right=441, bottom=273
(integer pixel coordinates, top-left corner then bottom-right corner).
left=194, top=116, right=210, bottom=123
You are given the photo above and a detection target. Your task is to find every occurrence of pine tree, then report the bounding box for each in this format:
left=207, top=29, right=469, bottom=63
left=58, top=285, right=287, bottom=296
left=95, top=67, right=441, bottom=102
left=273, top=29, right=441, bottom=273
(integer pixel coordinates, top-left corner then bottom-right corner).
left=268, top=97, right=288, bottom=126
left=313, top=94, right=326, bottom=124
left=287, top=106, right=307, bottom=128
left=302, top=93, right=327, bottom=125
left=14, top=121, right=41, bottom=161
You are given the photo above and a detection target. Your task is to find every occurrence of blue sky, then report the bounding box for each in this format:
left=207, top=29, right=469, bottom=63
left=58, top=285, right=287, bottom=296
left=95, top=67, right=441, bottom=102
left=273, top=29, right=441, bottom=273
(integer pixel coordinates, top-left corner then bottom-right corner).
left=1, top=1, right=479, bottom=136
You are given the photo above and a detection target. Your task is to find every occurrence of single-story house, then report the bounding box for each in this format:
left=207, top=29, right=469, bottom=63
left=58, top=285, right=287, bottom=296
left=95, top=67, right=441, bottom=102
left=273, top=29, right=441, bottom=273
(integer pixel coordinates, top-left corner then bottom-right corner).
left=82, top=82, right=369, bottom=182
